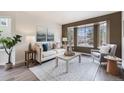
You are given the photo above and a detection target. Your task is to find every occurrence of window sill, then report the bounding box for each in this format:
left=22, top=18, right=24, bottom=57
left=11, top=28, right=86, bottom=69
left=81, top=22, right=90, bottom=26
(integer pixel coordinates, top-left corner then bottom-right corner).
left=76, top=46, right=94, bottom=48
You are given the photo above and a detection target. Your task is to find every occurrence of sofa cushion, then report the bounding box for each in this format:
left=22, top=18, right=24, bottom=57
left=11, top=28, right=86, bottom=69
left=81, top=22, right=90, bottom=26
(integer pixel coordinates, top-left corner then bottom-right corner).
left=42, top=50, right=57, bottom=57
left=56, top=42, right=62, bottom=49
left=55, top=48, right=65, bottom=53
left=99, top=46, right=110, bottom=54
left=53, top=42, right=62, bottom=49
left=92, top=52, right=100, bottom=58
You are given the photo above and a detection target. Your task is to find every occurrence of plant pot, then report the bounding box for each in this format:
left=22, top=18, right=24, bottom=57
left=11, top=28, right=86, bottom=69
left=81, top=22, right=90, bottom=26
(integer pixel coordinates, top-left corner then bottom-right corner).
left=5, top=63, right=13, bottom=70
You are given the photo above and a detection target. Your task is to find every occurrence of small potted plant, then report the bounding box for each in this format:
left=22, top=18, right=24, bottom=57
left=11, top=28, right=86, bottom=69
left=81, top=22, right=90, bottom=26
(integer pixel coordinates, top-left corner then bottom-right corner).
left=0, top=35, right=22, bottom=70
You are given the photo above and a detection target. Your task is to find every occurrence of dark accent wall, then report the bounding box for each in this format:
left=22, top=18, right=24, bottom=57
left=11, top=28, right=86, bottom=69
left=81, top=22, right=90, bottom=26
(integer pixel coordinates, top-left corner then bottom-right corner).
left=62, top=12, right=122, bottom=57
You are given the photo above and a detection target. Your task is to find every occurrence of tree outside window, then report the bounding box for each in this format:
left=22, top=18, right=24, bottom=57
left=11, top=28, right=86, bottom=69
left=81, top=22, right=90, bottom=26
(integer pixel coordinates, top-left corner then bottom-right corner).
left=98, top=21, right=108, bottom=47
left=77, top=25, right=94, bottom=48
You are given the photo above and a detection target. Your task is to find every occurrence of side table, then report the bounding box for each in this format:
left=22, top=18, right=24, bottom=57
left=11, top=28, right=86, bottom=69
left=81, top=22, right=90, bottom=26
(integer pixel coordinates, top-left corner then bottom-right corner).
left=104, top=56, right=121, bottom=76
left=25, top=50, right=36, bottom=68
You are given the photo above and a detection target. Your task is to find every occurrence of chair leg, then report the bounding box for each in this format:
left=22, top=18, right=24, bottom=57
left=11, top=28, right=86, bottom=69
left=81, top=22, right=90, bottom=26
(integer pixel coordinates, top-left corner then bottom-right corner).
left=93, top=57, right=94, bottom=62
left=99, top=61, right=102, bottom=67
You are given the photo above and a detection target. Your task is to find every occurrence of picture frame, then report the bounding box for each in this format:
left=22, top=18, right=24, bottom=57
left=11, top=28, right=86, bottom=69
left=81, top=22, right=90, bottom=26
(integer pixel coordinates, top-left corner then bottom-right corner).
left=47, top=30, right=54, bottom=41
left=36, top=26, right=47, bottom=42
left=0, top=18, right=8, bottom=26
left=36, top=26, right=55, bottom=42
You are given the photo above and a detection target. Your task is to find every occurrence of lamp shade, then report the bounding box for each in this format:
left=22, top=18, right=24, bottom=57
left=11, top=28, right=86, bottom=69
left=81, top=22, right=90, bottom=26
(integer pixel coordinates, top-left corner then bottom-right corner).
left=62, top=37, right=67, bottom=41
left=26, top=36, right=36, bottom=43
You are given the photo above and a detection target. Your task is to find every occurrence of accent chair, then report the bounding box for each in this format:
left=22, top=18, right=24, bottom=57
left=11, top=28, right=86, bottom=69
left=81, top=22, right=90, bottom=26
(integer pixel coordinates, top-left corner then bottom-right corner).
left=91, top=44, right=117, bottom=64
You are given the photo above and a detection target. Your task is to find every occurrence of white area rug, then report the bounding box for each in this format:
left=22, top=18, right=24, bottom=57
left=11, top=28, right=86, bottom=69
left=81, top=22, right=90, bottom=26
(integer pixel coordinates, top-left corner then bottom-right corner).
left=29, top=56, right=100, bottom=81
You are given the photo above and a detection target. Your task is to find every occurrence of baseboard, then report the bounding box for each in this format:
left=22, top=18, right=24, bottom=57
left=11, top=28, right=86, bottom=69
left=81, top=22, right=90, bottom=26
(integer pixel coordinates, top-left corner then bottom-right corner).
left=0, top=60, right=25, bottom=68
left=0, top=65, right=4, bottom=68
left=14, top=60, right=25, bottom=67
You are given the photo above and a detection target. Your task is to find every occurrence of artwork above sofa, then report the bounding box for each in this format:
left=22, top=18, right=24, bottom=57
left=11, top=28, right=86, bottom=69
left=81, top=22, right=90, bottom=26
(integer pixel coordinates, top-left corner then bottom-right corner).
left=36, top=26, right=54, bottom=42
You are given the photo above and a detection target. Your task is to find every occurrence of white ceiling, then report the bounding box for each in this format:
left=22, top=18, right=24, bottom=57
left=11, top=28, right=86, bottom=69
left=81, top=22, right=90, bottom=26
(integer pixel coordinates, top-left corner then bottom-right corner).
left=0, top=11, right=116, bottom=25
left=23, top=11, right=115, bottom=24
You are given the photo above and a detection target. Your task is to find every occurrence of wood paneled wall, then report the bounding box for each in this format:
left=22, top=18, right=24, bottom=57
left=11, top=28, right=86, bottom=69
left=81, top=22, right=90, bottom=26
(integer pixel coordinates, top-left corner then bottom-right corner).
left=62, top=12, right=122, bottom=57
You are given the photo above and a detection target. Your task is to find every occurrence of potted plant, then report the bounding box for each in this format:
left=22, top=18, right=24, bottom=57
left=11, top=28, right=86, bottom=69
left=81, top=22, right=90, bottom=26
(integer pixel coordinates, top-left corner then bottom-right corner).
left=0, top=30, right=2, bottom=36
left=0, top=35, right=22, bottom=70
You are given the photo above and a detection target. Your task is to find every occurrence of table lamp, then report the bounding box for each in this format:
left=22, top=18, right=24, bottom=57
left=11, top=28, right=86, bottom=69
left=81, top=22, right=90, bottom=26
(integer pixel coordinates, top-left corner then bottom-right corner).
left=62, top=37, right=67, bottom=42
left=26, top=36, right=35, bottom=51
left=62, top=37, right=67, bottom=47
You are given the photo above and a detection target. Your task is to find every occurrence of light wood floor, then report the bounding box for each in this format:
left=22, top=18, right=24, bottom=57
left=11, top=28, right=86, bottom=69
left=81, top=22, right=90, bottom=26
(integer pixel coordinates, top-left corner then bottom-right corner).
left=0, top=59, right=124, bottom=81
left=94, top=65, right=124, bottom=81
left=0, top=66, right=39, bottom=81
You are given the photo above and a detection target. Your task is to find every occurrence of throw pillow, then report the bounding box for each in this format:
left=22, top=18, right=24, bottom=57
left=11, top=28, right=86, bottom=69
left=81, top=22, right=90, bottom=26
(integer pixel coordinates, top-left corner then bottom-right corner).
left=99, top=45, right=110, bottom=54
left=31, top=44, right=36, bottom=51
left=56, top=42, right=62, bottom=49
left=53, top=43, right=57, bottom=49
left=42, top=43, right=48, bottom=51
left=48, top=42, right=54, bottom=50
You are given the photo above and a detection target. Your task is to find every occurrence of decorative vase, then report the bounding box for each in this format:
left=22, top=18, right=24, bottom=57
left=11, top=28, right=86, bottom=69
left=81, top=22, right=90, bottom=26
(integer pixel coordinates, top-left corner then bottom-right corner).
left=64, top=45, right=75, bottom=56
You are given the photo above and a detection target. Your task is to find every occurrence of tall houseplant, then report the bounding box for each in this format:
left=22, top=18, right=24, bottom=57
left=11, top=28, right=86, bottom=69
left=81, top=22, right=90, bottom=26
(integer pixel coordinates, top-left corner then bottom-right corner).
left=0, top=35, right=22, bottom=70
left=0, top=30, right=2, bottom=36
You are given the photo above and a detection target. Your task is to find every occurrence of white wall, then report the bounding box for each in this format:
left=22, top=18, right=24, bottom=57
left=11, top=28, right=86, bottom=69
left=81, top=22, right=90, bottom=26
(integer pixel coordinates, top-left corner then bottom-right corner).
left=0, top=18, right=15, bottom=65
left=0, top=12, right=62, bottom=65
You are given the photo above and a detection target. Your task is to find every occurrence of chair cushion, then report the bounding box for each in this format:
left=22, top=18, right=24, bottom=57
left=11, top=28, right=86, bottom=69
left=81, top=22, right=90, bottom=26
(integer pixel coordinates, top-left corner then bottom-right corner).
left=99, top=46, right=110, bottom=54
left=42, top=50, right=56, bottom=57
left=92, top=52, right=100, bottom=57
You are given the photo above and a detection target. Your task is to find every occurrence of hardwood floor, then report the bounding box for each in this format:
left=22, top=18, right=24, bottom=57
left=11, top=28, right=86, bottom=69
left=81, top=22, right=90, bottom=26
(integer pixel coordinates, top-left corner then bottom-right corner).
left=0, top=57, right=124, bottom=81
left=0, top=66, right=39, bottom=81
left=94, top=65, right=124, bottom=81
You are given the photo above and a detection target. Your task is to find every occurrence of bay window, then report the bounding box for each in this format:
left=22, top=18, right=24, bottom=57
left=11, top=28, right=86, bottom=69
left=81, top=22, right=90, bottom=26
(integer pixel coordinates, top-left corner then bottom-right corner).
left=66, top=21, right=109, bottom=49
left=77, top=25, right=94, bottom=48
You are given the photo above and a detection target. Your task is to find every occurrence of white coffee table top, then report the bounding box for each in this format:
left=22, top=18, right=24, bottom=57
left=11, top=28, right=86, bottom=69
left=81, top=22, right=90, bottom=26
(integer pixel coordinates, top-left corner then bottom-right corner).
left=57, top=52, right=82, bottom=61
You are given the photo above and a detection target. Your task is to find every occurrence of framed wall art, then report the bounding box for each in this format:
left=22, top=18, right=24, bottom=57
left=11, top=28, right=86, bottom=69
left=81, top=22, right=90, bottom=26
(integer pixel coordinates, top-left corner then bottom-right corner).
left=36, top=26, right=47, bottom=42
left=47, top=30, right=54, bottom=41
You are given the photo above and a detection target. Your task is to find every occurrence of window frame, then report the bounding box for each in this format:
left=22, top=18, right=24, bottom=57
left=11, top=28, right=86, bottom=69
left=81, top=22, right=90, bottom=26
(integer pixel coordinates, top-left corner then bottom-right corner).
left=77, top=24, right=94, bottom=48
left=98, top=21, right=109, bottom=47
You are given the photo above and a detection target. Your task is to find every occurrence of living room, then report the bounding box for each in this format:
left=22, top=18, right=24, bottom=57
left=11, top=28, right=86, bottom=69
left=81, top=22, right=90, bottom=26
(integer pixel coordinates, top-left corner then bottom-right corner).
left=0, top=11, right=124, bottom=81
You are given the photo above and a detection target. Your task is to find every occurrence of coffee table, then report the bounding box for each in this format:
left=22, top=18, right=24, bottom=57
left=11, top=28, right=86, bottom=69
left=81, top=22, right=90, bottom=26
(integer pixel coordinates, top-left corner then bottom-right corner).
left=55, top=52, right=82, bottom=73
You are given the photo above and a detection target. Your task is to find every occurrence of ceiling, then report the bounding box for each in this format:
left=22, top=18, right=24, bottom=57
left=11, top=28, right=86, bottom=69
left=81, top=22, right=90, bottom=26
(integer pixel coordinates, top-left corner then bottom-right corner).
left=0, top=11, right=116, bottom=25
left=23, top=11, right=115, bottom=24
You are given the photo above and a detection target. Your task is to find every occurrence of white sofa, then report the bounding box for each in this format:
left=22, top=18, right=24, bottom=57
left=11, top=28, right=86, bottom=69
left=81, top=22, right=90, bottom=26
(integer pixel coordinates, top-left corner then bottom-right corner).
left=33, top=42, right=65, bottom=63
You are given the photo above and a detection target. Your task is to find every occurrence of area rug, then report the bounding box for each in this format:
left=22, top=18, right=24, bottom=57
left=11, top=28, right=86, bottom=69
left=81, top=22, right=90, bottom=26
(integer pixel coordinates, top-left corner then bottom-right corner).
left=29, top=56, right=100, bottom=81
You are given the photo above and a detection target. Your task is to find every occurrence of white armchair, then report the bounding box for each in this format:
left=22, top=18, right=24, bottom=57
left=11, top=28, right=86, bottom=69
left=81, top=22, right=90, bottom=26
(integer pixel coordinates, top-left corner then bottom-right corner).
left=91, top=44, right=117, bottom=64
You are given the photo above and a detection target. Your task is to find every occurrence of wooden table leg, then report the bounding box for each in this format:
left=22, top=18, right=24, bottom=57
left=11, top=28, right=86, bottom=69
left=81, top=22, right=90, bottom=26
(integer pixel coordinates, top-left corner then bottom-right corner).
left=25, top=61, right=26, bottom=66
left=107, top=60, right=119, bottom=76
left=27, top=53, right=29, bottom=68
left=25, top=52, right=27, bottom=66
left=34, top=52, right=36, bottom=62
